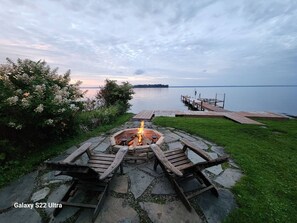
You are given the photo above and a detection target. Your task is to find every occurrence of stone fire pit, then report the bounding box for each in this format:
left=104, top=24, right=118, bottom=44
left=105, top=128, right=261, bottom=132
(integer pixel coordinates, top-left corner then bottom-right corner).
left=110, top=125, right=164, bottom=160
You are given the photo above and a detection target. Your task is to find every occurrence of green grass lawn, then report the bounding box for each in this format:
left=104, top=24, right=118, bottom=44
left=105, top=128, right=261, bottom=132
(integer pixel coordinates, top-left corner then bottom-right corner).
left=0, top=113, right=133, bottom=189
left=153, top=117, right=297, bottom=223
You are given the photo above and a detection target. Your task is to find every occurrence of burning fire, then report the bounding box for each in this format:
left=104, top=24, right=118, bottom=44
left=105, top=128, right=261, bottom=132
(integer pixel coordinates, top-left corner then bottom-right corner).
left=137, top=120, right=144, bottom=144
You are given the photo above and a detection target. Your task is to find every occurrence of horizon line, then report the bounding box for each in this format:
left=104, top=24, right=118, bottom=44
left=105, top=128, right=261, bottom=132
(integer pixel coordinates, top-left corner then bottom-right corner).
left=80, top=84, right=297, bottom=88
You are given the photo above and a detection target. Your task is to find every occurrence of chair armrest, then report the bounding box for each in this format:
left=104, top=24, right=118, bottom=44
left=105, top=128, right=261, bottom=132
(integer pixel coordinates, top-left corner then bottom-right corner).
left=99, top=146, right=128, bottom=180
left=150, top=144, right=183, bottom=177
left=180, top=138, right=212, bottom=161
left=183, top=155, right=229, bottom=172
left=63, top=142, right=92, bottom=163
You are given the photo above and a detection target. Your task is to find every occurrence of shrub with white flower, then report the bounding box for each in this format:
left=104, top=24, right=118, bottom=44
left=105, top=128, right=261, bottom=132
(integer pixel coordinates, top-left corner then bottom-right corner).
left=6, top=96, right=19, bottom=105
left=45, top=119, right=54, bottom=126
left=0, top=58, right=85, bottom=151
left=34, top=104, right=44, bottom=113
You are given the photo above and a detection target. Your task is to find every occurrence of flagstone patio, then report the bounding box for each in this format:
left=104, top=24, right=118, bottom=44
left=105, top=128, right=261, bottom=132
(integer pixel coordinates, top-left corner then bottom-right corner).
left=0, top=121, right=242, bottom=223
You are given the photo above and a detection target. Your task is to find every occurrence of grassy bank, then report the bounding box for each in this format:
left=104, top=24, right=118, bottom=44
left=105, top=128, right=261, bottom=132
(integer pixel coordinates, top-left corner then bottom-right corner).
left=0, top=113, right=133, bottom=189
left=153, top=117, right=297, bottom=223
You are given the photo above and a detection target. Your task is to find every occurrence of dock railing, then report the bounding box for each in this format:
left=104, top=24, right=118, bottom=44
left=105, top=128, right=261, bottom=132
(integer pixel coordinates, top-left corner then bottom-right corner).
left=181, top=93, right=226, bottom=111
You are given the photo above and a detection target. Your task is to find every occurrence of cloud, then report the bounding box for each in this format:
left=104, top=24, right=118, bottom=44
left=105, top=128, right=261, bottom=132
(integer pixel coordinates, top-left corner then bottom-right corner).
left=0, top=0, right=296, bottom=86
left=134, top=69, right=145, bottom=75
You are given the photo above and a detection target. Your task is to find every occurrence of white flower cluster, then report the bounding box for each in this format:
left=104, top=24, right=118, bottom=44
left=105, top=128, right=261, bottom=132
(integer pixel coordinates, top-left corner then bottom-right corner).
left=8, top=122, right=15, bottom=127
left=6, top=96, right=19, bottom=105
left=54, top=95, right=63, bottom=104
left=34, top=84, right=46, bottom=95
left=57, top=108, right=66, bottom=113
left=70, top=104, right=79, bottom=111
left=8, top=122, right=22, bottom=130
left=34, top=104, right=44, bottom=113
left=52, top=85, right=73, bottom=105
left=21, top=98, right=30, bottom=108
left=45, top=119, right=54, bottom=126
left=14, top=73, right=32, bottom=84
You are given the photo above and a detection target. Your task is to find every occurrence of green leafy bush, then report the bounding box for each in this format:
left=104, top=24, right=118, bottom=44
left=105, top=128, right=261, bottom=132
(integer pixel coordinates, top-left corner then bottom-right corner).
left=0, top=58, right=84, bottom=158
left=78, top=105, right=121, bottom=130
left=96, top=79, right=134, bottom=113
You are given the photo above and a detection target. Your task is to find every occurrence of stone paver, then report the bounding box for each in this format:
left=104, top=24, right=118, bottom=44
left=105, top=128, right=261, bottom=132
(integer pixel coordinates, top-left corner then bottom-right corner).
left=229, top=159, right=240, bottom=169
left=95, top=197, right=139, bottom=223
left=163, top=132, right=181, bottom=143
left=175, top=131, right=207, bottom=149
left=195, top=136, right=216, bottom=146
left=122, top=164, right=137, bottom=174
left=0, top=171, right=37, bottom=210
left=93, top=140, right=110, bottom=152
left=167, top=141, right=183, bottom=150
left=0, top=207, right=42, bottom=223
left=152, top=178, right=175, bottom=195
left=140, top=201, right=203, bottom=223
left=48, top=191, right=85, bottom=223
left=43, top=180, right=63, bottom=186
left=75, top=209, right=93, bottom=223
left=195, top=189, right=237, bottom=223
left=174, top=131, right=201, bottom=143
left=45, top=184, right=69, bottom=215
left=138, top=161, right=164, bottom=177
left=187, top=150, right=205, bottom=164
left=205, top=153, right=223, bottom=175
left=180, top=178, right=203, bottom=193
left=31, top=187, right=50, bottom=202
left=80, top=136, right=105, bottom=147
left=110, top=175, right=129, bottom=193
left=41, top=171, right=72, bottom=185
left=93, top=143, right=109, bottom=152
left=49, top=206, right=80, bottom=223
left=48, top=154, right=68, bottom=162
left=75, top=153, right=89, bottom=165
left=215, top=168, right=243, bottom=188
left=65, top=145, right=78, bottom=155
left=186, top=140, right=209, bottom=151
left=129, top=169, right=154, bottom=199
left=211, top=146, right=225, bottom=156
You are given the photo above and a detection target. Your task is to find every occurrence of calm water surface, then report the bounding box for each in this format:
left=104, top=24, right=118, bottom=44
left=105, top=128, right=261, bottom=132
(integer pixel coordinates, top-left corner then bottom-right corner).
left=84, top=86, right=297, bottom=115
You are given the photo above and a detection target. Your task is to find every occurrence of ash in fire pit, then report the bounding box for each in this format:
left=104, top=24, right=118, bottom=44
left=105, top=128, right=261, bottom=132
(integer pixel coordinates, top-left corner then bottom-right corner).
left=110, top=121, right=164, bottom=160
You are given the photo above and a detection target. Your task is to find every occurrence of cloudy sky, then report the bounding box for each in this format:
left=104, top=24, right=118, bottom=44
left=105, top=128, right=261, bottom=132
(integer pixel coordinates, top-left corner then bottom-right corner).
left=0, top=0, right=296, bottom=87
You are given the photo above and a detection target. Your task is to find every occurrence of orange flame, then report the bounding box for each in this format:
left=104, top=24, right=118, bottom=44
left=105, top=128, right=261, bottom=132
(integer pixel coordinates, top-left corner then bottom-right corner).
left=137, top=120, right=144, bottom=144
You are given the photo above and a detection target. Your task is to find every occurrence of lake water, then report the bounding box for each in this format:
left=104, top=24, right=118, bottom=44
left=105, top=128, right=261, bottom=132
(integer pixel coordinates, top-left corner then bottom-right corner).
left=83, top=86, right=297, bottom=115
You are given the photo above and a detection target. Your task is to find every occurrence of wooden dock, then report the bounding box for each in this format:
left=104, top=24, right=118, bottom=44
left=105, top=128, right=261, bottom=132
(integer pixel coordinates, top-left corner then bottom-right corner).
left=133, top=110, right=289, bottom=125
left=201, top=102, right=228, bottom=112
left=175, top=111, right=225, bottom=118
left=132, top=110, right=155, bottom=120
left=181, top=95, right=228, bottom=112
left=176, top=111, right=263, bottom=124
left=223, top=112, right=263, bottom=125
left=236, top=112, right=288, bottom=119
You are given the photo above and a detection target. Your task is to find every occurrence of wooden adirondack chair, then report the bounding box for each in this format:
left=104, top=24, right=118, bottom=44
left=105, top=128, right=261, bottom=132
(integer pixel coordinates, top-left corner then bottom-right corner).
left=45, top=142, right=128, bottom=222
left=151, top=138, right=229, bottom=211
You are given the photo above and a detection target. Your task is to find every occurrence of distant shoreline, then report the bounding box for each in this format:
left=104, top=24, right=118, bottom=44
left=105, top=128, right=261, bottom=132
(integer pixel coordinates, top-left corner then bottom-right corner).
left=170, top=84, right=297, bottom=88
left=80, top=84, right=297, bottom=89
left=133, top=84, right=169, bottom=88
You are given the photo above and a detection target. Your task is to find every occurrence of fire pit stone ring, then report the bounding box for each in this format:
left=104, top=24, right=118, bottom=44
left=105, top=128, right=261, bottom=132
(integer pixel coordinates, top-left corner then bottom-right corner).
left=110, top=127, right=164, bottom=160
